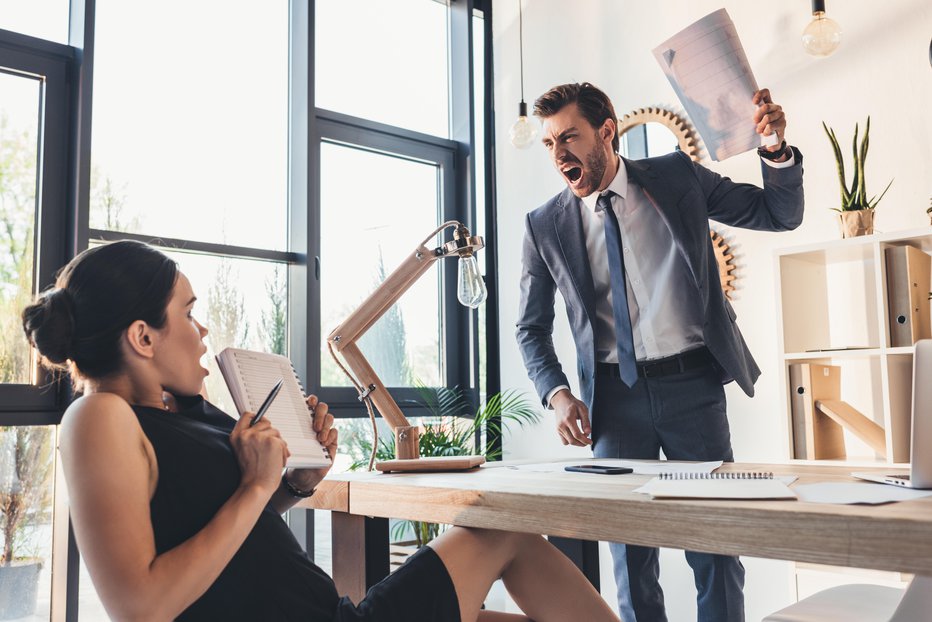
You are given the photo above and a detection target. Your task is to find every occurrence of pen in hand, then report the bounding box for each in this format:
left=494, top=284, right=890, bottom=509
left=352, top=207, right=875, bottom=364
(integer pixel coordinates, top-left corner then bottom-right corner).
left=250, top=378, right=284, bottom=427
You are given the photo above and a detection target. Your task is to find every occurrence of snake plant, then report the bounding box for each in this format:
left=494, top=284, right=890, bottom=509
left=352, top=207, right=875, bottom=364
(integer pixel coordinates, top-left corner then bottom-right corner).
left=822, top=117, right=893, bottom=212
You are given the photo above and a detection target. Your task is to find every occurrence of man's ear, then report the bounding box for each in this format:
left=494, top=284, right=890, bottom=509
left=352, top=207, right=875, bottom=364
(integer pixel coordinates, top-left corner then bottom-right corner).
left=124, top=320, right=156, bottom=360
left=600, top=117, right=616, bottom=146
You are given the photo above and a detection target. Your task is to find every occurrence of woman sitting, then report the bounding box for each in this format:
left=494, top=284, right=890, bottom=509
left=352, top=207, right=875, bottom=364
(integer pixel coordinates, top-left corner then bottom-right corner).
left=23, top=240, right=618, bottom=622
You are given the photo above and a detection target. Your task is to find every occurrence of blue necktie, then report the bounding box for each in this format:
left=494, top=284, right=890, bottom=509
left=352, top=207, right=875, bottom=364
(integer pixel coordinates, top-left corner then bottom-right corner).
left=597, top=192, right=638, bottom=387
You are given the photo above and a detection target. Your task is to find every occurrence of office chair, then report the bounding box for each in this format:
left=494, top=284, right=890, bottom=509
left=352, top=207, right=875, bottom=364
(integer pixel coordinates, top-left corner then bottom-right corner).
left=763, top=575, right=930, bottom=621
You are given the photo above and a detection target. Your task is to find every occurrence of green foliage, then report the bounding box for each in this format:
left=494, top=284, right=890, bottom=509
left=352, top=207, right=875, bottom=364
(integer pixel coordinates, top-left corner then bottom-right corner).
left=0, top=427, right=54, bottom=564
left=344, top=386, right=541, bottom=546
left=0, top=114, right=37, bottom=385
left=260, top=265, right=287, bottom=356
left=822, top=117, right=893, bottom=212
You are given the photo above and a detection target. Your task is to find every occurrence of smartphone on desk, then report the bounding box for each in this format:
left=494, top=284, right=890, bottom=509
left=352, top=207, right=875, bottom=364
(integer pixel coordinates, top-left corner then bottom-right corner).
left=564, top=465, right=634, bottom=475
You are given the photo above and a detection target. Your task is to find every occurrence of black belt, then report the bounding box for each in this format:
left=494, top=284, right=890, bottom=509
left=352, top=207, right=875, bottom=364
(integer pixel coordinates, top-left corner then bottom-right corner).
left=596, top=347, right=712, bottom=380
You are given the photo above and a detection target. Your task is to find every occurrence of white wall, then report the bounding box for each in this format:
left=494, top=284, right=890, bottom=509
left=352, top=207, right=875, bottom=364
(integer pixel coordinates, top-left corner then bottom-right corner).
left=491, top=1, right=932, bottom=619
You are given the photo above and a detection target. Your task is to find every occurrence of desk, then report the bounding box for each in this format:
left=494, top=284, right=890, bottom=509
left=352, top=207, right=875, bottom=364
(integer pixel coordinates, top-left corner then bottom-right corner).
left=301, top=462, right=932, bottom=603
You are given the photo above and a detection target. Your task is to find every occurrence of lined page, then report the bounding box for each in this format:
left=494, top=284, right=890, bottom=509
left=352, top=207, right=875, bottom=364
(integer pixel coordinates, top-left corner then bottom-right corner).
left=652, top=9, right=773, bottom=161
left=217, top=348, right=331, bottom=468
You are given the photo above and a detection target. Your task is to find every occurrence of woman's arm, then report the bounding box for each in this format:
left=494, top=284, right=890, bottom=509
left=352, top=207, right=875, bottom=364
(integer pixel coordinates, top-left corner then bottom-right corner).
left=60, top=393, right=286, bottom=622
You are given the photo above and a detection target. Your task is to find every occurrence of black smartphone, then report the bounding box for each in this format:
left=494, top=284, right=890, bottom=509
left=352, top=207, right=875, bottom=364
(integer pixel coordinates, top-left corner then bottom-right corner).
left=564, top=465, right=634, bottom=475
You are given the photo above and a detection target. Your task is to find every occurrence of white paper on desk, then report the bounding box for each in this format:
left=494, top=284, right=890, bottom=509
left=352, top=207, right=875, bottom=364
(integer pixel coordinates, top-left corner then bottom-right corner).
left=652, top=8, right=771, bottom=161
left=794, top=482, right=932, bottom=505
left=509, top=459, right=722, bottom=475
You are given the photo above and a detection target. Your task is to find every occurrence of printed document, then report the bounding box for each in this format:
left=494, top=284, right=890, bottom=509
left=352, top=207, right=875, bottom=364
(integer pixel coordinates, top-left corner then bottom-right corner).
left=652, top=8, right=776, bottom=161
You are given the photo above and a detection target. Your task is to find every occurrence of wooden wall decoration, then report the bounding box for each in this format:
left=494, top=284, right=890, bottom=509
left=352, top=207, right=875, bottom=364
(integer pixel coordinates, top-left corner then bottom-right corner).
left=616, top=107, right=701, bottom=162
left=710, top=229, right=736, bottom=300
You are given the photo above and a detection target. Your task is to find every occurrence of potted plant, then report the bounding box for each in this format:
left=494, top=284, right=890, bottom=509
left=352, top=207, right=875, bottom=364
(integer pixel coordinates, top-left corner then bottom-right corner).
left=0, top=426, right=54, bottom=620
left=822, top=117, right=893, bottom=238
left=344, top=388, right=541, bottom=551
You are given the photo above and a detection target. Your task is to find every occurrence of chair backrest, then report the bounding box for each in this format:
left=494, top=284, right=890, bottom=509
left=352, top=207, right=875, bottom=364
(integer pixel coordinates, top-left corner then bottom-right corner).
left=889, top=574, right=932, bottom=621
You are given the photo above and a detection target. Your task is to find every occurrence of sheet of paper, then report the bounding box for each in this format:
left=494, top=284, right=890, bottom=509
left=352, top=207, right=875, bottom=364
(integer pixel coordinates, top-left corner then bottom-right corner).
left=634, top=477, right=797, bottom=500
left=794, top=482, right=932, bottom=505
left=506, top=459, right=722, bottom=475
left=652, top=8, right=771, bottom=161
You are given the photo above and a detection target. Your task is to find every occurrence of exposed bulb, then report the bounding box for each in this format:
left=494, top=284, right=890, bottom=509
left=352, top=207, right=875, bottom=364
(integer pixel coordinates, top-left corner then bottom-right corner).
left=802, top=11, right=841, bottom=57
left=510, top=101, right=538, bottom=149
left=456, top=254, right=487, bottom=308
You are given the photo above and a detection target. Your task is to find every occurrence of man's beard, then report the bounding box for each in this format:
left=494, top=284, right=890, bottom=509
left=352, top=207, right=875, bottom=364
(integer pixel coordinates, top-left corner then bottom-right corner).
left=582, top=145, right=608, bottom=196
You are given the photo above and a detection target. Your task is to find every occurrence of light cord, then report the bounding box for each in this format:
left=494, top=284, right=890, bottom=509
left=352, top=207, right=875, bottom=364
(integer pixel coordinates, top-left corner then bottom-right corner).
left=518, top=0, right=525, bottom=103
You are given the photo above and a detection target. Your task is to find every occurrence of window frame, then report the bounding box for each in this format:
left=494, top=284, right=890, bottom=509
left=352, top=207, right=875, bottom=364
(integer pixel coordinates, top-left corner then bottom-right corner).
left=0, top=30, right=74, bottom=425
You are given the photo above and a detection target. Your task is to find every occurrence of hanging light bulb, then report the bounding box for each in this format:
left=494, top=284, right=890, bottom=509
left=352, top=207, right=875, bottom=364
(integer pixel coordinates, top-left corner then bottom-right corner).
left=510, top=101, right=537, bottom=149
left=510, top=0, right=538, bottom=149
left=457, top=253, right=488, bottom=308
left=802, top=0, right=841, bottom=57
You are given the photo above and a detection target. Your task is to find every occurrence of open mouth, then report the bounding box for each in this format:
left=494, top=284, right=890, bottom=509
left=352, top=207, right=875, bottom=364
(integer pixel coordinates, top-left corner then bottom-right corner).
left=564, top=166, right=582, bottom=183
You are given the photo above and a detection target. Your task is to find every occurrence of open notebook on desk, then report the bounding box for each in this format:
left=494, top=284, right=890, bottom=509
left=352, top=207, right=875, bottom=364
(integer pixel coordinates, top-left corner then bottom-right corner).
left=634, top=472, right=797, bottom=500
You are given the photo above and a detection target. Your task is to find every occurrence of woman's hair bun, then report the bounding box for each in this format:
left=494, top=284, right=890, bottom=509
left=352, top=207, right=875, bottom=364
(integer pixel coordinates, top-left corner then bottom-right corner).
left=22, top=287, right=76, bottom=366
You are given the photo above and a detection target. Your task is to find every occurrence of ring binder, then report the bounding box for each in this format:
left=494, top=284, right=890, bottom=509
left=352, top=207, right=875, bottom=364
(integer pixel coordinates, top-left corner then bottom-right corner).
left=658, top=471, right=774, bottom=480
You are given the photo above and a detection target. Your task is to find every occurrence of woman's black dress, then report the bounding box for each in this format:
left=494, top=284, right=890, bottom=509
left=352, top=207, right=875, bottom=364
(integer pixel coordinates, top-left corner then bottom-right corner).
left=133, top=395, right=460, bottom=621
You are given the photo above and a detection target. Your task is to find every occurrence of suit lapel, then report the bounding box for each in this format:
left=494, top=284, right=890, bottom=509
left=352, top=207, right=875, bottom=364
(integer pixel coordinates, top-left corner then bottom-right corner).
left=553, top=188, right=597, bottom=322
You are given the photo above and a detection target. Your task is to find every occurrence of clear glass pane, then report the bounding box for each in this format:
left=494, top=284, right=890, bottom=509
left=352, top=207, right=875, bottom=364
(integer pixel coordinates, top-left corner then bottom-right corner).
left=89, top=1, right=289, bottom=250
left=0, top=1, right=70, bottom=45
left=472, top=12, right=487, bottom=399
left=163, top=251, right=289, bottom=416
left=0, top=71, right=40, bottom=385
left=0, top=425, right=56, bottom=621
left=315, top=0, right=449, bottom=137
left=319, top=142, right=442, bottom=388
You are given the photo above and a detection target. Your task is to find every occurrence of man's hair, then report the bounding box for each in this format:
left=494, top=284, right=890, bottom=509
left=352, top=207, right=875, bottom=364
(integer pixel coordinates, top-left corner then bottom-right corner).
left=533, top=82, right=619, bottom=152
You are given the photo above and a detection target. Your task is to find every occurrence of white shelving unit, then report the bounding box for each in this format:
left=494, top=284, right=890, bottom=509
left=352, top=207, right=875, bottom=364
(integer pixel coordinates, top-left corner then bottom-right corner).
left=774, top=227, right=932, bottom=466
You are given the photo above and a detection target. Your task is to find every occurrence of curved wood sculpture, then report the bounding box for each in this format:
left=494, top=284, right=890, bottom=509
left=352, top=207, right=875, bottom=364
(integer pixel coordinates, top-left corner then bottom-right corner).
left=710, top=229, right=737, bottom=300
left=616, top=107, right=701, bottom=162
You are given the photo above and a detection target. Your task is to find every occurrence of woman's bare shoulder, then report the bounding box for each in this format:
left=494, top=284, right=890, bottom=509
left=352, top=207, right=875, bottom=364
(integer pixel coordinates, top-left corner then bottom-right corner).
left=60, top=393, right=143, bottom=450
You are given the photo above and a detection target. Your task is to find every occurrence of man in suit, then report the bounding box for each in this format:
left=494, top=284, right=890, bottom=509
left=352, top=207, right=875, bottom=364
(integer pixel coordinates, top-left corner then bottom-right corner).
left=516, top=82, right=804, bottom=622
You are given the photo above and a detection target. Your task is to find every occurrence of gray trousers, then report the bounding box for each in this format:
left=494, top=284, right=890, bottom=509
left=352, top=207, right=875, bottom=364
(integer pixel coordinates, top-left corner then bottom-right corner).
left=591, top=363, right=746, bottom=622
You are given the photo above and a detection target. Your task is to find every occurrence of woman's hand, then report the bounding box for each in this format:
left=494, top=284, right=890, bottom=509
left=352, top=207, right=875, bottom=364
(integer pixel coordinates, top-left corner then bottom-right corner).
left=283, top=395, right=337, bottom=493
left=230, top=412, right=290, bottom=496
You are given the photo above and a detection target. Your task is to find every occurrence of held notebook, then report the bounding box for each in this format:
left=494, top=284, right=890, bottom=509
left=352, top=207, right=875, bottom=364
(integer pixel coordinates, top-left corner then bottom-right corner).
left=634, top=472, right=798, bottom=500
left=216, top=348, right=332, bottom=469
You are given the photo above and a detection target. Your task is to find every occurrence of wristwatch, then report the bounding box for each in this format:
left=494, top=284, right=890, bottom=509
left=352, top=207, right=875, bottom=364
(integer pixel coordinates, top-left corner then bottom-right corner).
left=757, top=140, right=790, bottom=161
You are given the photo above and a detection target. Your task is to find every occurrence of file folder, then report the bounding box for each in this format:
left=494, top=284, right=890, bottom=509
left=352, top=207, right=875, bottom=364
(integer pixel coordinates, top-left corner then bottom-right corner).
left=886, top=246, right=932, bottom=347
left=788, top=363, right=845, bottom=460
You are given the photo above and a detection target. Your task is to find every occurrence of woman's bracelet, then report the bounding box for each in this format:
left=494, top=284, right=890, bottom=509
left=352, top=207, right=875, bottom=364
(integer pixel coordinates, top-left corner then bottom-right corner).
left=281, top=474, right=315, bottom=498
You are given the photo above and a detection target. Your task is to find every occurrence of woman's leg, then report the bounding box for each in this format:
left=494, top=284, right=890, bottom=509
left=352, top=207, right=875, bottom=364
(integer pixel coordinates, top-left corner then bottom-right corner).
left=428, top=527, right=619, bottom=622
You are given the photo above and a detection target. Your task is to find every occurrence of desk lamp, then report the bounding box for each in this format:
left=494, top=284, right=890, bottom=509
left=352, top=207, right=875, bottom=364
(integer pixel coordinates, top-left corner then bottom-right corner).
left=327, top=221, right=488, bottom=471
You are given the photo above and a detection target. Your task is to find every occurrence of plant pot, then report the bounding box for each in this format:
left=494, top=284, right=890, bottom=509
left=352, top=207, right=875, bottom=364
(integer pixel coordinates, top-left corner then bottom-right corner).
left=0, top=561, right=42, bottom=620
left=838, top=209, right=874, bottom=238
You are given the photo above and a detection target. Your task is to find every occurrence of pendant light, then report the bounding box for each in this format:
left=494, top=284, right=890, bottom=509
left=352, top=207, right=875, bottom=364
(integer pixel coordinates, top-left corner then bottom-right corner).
left=509, top=0, right=538, bottom=149
left=801, top=0, right=842, bottom=57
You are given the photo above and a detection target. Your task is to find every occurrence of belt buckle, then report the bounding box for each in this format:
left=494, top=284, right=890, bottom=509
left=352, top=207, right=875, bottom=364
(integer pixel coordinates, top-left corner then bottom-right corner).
left=641, top=362, right=658, bottom=378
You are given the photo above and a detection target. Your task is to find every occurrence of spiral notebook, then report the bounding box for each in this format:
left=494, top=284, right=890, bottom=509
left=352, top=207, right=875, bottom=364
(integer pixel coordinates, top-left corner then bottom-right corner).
left=634, top=471, right=797, bottom=500
left=216, top=348, right=332, bottom=468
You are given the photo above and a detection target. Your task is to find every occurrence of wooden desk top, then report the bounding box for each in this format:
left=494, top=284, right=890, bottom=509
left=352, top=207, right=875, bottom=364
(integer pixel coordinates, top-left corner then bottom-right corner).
left=302, top=462, right=932, bottom=575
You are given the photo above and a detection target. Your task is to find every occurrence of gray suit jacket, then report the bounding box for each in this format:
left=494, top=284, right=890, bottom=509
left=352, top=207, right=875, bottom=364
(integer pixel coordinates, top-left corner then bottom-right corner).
left=516, top=149, right=804, bottom=411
